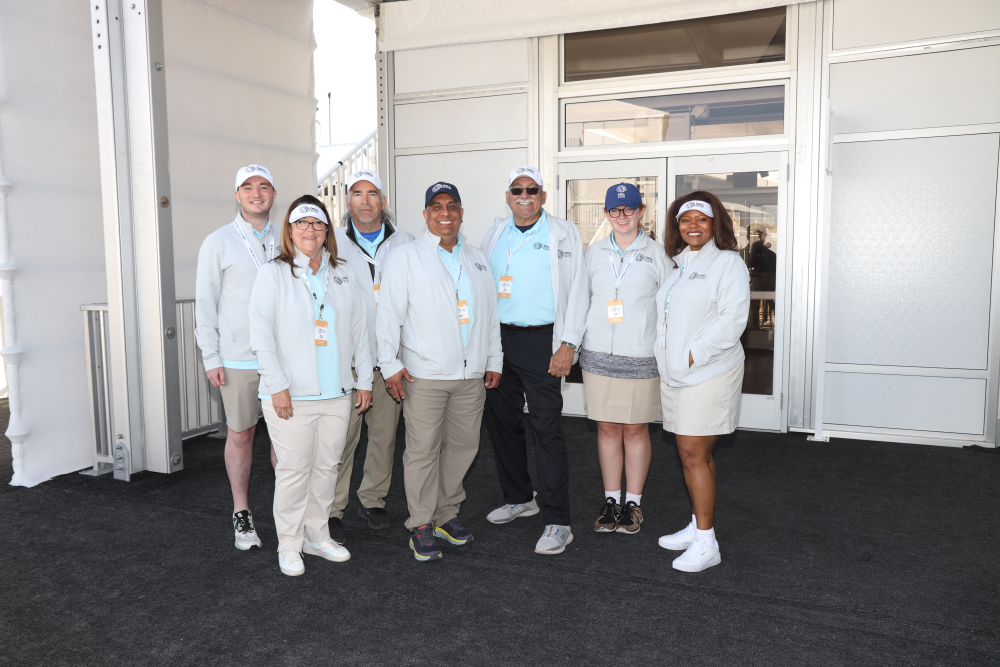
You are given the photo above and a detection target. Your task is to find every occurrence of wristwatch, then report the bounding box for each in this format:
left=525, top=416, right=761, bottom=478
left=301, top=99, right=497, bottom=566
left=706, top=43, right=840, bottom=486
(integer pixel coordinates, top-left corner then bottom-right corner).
left=561, top=341, right=577, bottom=350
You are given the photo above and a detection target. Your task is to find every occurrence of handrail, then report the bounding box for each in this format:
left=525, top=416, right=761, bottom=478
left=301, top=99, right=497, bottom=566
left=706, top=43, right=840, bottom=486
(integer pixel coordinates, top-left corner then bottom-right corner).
left=317, top=129, right=377, bottom=227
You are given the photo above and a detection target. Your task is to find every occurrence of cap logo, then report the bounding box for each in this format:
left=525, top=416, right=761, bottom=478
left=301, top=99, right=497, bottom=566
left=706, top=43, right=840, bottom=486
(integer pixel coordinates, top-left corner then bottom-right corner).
left=431, top=183, right=451, bottom=193
left=617, top=185, right=627, bottom=193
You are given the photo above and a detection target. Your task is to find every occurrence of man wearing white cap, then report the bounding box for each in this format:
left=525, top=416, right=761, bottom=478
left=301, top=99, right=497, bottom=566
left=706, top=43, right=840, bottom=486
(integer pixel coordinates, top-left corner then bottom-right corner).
left=479, top=166, right=588, bottom=556
left=195, top=164, right=279, bottom=550
left=329, top=169, right=414, bottom=538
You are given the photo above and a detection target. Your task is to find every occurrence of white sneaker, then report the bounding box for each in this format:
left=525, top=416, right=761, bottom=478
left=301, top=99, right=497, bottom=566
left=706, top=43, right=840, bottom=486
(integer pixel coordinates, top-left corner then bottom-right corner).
left=233, top=510, right=262, bottom=550
left=658, top=515, right=697, bottom=551
left=303, top=538, right=351, bottom=563
left=672, top=537, right=721, bottom=573
left=278, top=550, right=305, bottom=576
left=486, top=492, right=540, bottom=524
left=534, top=525, right=573, bottom=555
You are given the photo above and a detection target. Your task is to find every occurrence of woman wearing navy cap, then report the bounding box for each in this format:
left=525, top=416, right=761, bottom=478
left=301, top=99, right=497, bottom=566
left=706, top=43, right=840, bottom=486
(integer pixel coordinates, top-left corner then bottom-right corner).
left=573, top=183, right=672, bottom=535
left=655, top=191, right=750, bottom=572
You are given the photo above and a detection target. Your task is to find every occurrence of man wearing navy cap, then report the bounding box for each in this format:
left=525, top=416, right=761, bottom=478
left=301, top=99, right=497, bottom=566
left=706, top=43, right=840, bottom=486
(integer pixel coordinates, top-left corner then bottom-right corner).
left=480, top=166, right=588, bottom=555
left=376, top=182, right=503, bottom=561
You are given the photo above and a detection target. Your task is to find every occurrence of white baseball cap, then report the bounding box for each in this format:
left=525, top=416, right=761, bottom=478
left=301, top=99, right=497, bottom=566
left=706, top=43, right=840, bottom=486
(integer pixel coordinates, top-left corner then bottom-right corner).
left=508, top=166, right=544, bottom=189
left=288, top=204, right=329, bottom=225
left=677, top=200, right=714, bottom=218
left=346, top=169, right=383, bottom=194
left=235, top=164, right=275, bottom=191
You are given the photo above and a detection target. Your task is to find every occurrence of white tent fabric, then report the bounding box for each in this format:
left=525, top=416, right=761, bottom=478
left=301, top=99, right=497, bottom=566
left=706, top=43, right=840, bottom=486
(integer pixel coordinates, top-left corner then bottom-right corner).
left=379, top=0, right=806, bottom=52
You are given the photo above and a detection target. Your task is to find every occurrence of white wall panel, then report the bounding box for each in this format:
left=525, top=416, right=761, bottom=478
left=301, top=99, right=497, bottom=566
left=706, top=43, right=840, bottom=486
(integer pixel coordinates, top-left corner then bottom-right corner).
left=394, top=39, right=528, bottom=94
left=0, top=0, right=108, bottom=484
left=830, top=47, right=1000, bottom=135
left=826, top=134, right=999, bottom=369
left=833, top=0, right=1000, bottom=51
left=163, top=0, right=317, bottom=299
left=394, top=149, right=527, bottom=243
left=824, top=373, right=986, bottom=435
left=394, top=95, right=527, bottom=150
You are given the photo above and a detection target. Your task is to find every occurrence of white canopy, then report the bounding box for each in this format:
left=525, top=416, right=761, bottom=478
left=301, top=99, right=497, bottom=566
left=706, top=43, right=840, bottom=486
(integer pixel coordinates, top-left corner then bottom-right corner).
left=377, top=0, right=806, bottom=52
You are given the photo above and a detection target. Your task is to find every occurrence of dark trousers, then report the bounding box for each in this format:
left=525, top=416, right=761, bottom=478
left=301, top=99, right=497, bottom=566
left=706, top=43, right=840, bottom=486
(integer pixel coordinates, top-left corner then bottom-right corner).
left=484, top=327, right=571, bottom=526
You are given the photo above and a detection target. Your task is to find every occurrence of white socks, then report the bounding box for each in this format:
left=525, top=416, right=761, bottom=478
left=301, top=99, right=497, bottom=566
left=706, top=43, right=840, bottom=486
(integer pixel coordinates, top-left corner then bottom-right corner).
left=625, top=492, right=642, bottom=506
left=604, top=490, right=644, bottom=505
left=604, top=489, right=621, bottom=502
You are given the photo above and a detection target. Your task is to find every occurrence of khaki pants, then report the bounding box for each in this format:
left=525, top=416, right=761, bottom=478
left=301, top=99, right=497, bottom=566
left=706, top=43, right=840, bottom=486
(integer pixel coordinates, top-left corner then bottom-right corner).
left=402, top=377, right=486, bottom=530
left=263, top=396, right=352, bottom=552
left=330, top=370, right=403, bottom=518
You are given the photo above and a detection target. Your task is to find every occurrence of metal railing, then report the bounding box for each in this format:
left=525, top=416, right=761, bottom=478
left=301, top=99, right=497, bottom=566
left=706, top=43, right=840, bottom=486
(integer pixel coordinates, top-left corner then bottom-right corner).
left=317, top=129, right=377, bottom=226
left=81, top=300, right=226, bottom=474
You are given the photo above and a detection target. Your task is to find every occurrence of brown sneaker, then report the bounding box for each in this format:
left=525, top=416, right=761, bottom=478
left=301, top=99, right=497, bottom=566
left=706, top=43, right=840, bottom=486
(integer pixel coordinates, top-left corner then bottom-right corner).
left=594, top=497, right=620, bottom=532
left=616, top=501, right=643, bottom=534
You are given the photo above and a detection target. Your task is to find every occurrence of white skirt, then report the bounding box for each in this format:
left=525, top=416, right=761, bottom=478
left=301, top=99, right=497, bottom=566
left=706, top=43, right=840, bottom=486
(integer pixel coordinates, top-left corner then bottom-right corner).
left=660, top=363, right=744, bottom=436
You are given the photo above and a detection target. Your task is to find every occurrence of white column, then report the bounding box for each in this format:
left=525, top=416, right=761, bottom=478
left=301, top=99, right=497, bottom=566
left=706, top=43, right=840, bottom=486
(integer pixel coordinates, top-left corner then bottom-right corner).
left=91, top=0, right=182, bottom=479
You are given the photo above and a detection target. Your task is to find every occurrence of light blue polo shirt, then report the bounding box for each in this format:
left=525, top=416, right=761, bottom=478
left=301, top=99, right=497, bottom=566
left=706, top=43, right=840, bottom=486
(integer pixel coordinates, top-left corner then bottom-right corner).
left=610, top=230, right=643, bottom=255
left=222, top=221, right=273, bottom=371
left=354, top=222, right=384, bottom=257
left=259, top=257, right=346, bottom=401
left=489, top=211, right=555, bottom=326
left=437, top=238, right=475, bottom=349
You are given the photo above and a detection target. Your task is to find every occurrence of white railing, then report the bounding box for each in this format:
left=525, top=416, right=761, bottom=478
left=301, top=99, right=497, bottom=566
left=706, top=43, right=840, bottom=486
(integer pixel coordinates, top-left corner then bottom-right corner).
left=80, top=300, right=226, bottom=474
left=317, top=129, right=377, bottom=226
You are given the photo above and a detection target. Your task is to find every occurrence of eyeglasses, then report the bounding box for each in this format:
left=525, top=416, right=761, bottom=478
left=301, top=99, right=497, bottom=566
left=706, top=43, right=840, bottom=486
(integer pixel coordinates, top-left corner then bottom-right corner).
left=607, top=207, right=636, bottom=218
left=292, top=220, right=328, bottom=230
left=509, top=186, right=542, bottom=196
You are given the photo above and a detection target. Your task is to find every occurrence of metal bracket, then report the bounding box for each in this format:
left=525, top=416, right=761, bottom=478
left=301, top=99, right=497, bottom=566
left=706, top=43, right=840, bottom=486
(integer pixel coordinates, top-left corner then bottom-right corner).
left=113, top=441, right=131, bottom=482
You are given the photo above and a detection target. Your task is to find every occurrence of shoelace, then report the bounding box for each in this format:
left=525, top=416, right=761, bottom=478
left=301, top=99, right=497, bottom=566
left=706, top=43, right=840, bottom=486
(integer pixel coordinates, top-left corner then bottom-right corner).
left=542, top=525, right=560, bottom=539
left=598, top=499, right=618, bottom=524
left=234, top=512, right=254, bottom=535
left=415, top=526, right=437, bottom=548
left=619, top=502, right=634, bottom=525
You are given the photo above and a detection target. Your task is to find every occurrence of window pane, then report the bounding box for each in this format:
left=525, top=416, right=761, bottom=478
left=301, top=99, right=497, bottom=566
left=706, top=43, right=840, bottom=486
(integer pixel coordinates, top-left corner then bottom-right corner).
left=676, top=171, right=780, bottom=396
left=564, top=8, right=786, bottom=82
left=566, top=176, right=658, bottom=252
left=565, top=86, right=784, bottom=148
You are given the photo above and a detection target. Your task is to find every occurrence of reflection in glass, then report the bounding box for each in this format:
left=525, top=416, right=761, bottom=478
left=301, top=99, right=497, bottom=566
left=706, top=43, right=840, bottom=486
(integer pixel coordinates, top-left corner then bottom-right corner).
left=565, top=86, right=784, bottom=148
left=675, top=172, right=779, bottom=396
left=566, top=176, right=658, bottom=251
left=564, top=7, right=786, bottom=82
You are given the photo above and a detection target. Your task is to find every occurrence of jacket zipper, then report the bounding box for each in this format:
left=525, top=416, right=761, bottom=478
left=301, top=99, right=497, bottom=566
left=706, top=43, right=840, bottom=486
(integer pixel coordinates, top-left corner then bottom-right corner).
left=610, top=253, right=625, bottom=356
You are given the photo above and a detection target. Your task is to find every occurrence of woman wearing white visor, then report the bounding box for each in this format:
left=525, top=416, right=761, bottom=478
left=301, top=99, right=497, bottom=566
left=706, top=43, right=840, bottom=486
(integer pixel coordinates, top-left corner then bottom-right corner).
left=249, top=196, right=373, bottom=576
left=575, top=183, right=671, bottom=535
left=655, top=192, right=749, bottom=572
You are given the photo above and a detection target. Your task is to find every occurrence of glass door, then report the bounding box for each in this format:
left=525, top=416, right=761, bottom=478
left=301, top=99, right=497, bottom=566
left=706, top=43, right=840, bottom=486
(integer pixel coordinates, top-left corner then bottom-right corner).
left=558, top=159, right=667, bottom=416
left=668, top=152, right=788, bottom=431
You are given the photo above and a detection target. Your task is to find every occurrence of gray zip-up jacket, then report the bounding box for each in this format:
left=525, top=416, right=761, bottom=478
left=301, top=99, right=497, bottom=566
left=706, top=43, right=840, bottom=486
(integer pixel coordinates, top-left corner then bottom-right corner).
left=654, top=238, right=750, bottom=388
left=376, top=230, right=503, bottom=381
left=480, top=212, right=588, bottom=357
left=249, top=249, right=373, bottom=397
left=194, top=213, right=278, bottom=371
left=574, top=233, right=673, bottom=358
left=334, top=218, right=414, bottom=369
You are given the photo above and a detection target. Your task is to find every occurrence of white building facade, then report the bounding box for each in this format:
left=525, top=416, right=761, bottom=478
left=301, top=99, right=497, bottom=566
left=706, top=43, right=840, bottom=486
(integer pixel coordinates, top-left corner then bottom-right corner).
left=364, top=0, right=1000, bottom=448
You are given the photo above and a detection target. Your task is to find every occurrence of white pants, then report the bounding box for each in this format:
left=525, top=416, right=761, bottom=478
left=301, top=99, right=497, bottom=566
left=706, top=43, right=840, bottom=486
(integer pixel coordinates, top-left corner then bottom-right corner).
left=263, top=396, right=352, bottom=552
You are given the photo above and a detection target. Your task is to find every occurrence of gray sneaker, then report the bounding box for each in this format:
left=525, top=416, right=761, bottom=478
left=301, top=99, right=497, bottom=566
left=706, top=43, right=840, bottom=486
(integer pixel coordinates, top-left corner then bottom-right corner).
left=534, top=525, right=573, bottom=555
left=486, top=492, right=540, bottom=524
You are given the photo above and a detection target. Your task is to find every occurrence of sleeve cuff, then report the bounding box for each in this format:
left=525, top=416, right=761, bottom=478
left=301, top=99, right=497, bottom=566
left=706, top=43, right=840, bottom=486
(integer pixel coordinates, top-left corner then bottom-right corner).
left=203, top=356, right=222, bottom=371
left=379, top=359, right=404, bottom=380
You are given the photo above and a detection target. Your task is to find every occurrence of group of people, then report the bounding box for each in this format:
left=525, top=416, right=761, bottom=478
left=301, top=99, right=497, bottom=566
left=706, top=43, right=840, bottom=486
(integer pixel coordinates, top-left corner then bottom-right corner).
left=195, top=162, right=750, bottom=578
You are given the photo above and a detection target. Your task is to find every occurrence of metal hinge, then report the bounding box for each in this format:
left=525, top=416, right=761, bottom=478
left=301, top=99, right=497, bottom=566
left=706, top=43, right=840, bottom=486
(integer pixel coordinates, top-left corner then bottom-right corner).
left=780, top=392, right=784, bottom=409
left=557, top=175, right=560, bottom=191
left=786, top=165, right=790, bottom=181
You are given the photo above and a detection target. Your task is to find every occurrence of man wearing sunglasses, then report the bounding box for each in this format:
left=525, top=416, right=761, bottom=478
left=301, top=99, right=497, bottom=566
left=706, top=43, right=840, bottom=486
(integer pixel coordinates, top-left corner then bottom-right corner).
left=329, top=170, right=414, bottom=541
left=479, top=166, right=588, bottom=556
left=195, top=164, right=279, bottom=551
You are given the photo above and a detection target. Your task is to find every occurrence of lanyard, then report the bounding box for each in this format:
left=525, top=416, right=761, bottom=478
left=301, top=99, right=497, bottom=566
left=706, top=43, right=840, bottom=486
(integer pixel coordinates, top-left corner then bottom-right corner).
left=297, top=263, right=331, bottom=320
left=606, top=247, right=640, bottom=296
left=353, top=245, right=386, bottom=282
left=505, top=219, right=541, bottom=274
left=437, top=249, right=464, bottom=301
left=233, top=220, right=274, bottom=269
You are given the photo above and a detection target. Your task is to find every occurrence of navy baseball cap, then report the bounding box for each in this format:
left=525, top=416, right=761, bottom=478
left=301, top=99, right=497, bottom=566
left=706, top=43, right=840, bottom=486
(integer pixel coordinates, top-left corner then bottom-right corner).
left=424, top=182, right=462, bottom=208
left=605, top=182, right=642, bottom=210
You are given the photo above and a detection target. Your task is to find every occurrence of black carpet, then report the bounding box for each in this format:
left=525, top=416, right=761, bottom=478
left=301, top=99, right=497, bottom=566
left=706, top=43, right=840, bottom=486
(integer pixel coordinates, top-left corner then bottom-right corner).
left=1, top=415, right=997, bottom=666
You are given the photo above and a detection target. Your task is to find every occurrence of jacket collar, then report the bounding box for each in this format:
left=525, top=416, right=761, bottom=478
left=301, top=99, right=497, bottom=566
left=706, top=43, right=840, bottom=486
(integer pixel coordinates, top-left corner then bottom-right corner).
left=673, top=237, right=718, bottom=267
left=598, top=230, right=648, bottom=253
left=421, top=228, right=465, bottom=251
left=292, top=247, right=330, bottom=275
left=346, top=215, right=395, bottom=247
left=233, top=211, right=272, bottom=240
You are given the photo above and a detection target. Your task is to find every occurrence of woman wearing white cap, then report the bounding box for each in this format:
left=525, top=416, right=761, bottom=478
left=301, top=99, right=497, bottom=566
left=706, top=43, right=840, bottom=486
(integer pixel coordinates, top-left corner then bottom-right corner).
left=575, top=183, right=671, bottom=536
left=249, top=195, right=374, bottom=576
left=655, top=191, right=749, bottom=573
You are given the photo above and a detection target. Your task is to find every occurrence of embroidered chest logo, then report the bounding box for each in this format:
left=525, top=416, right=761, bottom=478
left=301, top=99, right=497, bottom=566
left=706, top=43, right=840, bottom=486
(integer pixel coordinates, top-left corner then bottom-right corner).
left=332, top=276, right=349, bottom=285
left=634, top=253, right=654, bottom=263
left=532, top=242, right=550, bottom=251
left=474, top=262, right=488, bottom=272
left=688, top=272, right=707, bottom=280
left=557, top=250, right=571, bottom=259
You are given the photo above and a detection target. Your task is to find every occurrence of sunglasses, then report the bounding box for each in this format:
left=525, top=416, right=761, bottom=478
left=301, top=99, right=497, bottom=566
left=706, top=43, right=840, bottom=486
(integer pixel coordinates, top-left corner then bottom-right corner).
left=509, top=186, right=542, bottom=196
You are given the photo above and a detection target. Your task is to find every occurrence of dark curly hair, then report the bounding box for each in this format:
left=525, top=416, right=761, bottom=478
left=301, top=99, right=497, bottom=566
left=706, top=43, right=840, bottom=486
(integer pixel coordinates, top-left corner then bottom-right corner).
left=663, top=190, right=738, bottom=257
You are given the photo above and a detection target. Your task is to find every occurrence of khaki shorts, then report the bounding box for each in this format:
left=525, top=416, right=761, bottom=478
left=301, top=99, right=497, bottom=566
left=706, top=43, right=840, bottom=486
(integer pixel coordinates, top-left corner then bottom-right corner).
left=218, top=367, right=262, bottom=432
left=582, top=370, right=660, bottom=424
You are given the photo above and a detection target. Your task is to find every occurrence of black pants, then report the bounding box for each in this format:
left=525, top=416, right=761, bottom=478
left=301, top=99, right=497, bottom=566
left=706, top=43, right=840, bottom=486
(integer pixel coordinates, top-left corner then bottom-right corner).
left=484, top=327, right=571, bottom=526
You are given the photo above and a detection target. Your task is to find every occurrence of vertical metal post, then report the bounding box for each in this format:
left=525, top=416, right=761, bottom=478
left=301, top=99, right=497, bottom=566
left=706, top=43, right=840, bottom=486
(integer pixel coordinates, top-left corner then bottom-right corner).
left=91, top=0, right=182, bottom=479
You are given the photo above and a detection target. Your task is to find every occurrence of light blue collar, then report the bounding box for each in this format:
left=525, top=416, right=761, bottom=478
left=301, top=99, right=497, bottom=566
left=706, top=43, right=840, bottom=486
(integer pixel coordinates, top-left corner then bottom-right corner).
left=508, top=209, right=548, bottom=235
left=252, top=221, right=271, bottom=240
left=610, top=230, right=643, bottom=255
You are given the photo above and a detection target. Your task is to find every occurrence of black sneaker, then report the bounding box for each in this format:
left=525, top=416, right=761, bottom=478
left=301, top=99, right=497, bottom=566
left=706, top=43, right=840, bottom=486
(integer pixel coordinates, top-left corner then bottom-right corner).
left=594, top=497, right=620, bottom=533
left=358, top=505, right=390, bottom=530
left=616, top=501, right=643, bottom=534
left=329, top=517, right=346, bottom=545
left=409, top=524, right=442, bottom=561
